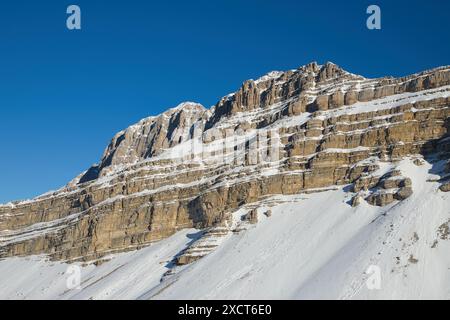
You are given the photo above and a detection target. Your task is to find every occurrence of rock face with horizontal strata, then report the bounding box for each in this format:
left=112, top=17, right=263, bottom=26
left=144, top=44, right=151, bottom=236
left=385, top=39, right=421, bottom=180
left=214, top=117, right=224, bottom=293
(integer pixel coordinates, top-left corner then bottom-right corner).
left=0, top=62, right=449, bottom=262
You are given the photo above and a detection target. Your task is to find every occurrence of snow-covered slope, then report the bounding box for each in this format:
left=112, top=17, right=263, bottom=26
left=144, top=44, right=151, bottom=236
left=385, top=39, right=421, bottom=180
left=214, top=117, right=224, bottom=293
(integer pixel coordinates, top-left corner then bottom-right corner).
left=1, top=62, right=449, bottom=265
left=0, top=229, right=199, bottom=300
left=1, top=157, right=449, bottom=300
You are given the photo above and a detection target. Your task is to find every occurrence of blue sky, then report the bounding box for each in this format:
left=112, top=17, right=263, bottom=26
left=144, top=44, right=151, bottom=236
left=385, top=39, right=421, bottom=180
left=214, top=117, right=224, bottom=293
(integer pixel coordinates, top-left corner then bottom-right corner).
left=0, top=0, right=449, bottom=203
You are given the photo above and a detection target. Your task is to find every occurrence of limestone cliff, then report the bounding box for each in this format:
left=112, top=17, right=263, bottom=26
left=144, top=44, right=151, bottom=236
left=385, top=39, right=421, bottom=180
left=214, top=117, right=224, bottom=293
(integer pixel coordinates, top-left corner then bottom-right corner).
left=1, top=62, right=449, bottom=262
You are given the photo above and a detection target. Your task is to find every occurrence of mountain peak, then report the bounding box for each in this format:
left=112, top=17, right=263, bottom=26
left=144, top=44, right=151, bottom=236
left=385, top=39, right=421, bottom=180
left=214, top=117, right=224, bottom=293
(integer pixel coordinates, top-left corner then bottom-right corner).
left=1, top=63, right=449, bottom=293
left=166, top=101, right=205, bottom=114
left=81, top=62, right=450, bottom=182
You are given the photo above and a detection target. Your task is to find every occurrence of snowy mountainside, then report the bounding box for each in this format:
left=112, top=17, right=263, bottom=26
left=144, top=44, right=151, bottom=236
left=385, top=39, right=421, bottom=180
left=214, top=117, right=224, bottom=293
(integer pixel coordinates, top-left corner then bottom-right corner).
left=0, top=62, right=450, bottom=299
left=1, top=157, right=449, bottom=300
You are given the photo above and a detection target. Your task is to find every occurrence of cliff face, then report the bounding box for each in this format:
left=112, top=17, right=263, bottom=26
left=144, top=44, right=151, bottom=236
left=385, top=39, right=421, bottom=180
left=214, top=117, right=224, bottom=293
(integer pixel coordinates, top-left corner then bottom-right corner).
left=1, top=62, right=449, bottom=262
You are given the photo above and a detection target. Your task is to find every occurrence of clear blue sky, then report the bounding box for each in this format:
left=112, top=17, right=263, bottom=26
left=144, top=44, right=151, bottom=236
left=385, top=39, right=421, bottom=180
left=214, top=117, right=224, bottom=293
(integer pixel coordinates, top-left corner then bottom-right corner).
left=0, top=0, right=449, bottom=203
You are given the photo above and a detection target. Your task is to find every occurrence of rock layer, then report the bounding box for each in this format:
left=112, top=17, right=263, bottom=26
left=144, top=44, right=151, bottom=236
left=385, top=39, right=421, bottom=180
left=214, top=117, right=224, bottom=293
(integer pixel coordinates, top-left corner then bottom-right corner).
left=1, top=62, right=449, bottom=262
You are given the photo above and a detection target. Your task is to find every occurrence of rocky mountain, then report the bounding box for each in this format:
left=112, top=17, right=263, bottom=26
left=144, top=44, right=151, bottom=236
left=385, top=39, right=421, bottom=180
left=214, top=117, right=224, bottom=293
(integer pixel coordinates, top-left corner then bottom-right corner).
left=1, top=61, right=449, bottom=294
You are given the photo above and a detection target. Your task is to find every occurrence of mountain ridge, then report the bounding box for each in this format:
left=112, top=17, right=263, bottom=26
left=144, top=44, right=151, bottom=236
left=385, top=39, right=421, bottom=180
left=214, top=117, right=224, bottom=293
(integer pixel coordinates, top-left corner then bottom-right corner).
left=0, top=61, right=449, bottom=265
left=77, top=61, right=450, bottom=186
left=2, top=61, right=449, bottom=203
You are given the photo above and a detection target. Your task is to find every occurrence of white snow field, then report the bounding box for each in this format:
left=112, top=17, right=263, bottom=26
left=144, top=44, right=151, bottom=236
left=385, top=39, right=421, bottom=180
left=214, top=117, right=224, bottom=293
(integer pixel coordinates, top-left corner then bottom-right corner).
left=0, top=158, right=449, bottom=300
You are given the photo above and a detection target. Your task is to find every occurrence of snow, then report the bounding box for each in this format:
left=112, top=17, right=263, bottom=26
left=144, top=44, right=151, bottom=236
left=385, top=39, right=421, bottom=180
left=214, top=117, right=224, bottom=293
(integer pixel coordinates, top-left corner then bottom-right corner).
left=322, top=146, right=371, bottom=154
left=254, top=71, right=284, bottom=84
left=1, top=158, right=449, bottom=300
left=0, top=229, right=199, bottom=300
left=144, top=158, right=450, bottom=300
left=318, top=85, right=450, bottom=120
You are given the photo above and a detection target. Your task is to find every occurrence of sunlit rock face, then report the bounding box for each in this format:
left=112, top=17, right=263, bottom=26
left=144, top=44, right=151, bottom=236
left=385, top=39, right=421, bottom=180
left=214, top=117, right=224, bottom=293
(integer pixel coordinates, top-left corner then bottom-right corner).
left=1, top=62, right=449, bottom=262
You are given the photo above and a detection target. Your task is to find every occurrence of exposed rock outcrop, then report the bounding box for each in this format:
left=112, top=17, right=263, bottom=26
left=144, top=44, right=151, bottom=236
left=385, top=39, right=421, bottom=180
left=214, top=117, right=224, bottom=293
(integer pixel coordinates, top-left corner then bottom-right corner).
left=0, top=62, right=449, bottom=262
left=440, top=182, right=450, bottom=192
left=243, top=209, right=259, bottom=224
left=352, top=167, right=415, bottom=207
left=176, top=226, right=230, bottom=266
